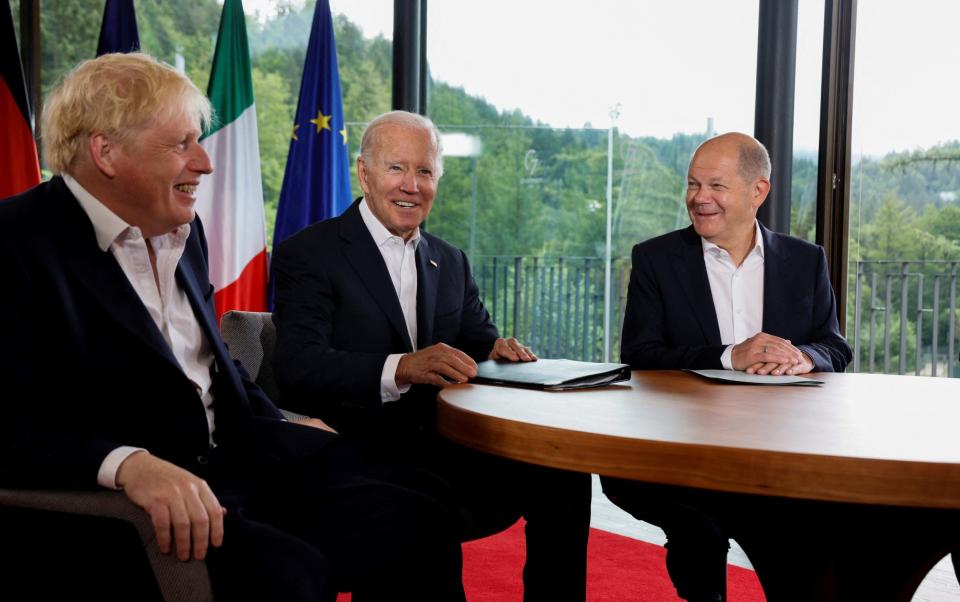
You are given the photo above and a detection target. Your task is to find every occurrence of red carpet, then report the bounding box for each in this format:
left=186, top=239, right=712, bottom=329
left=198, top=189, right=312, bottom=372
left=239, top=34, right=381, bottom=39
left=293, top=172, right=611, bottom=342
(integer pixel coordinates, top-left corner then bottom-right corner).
left=339, top=519, right=766, bottom=600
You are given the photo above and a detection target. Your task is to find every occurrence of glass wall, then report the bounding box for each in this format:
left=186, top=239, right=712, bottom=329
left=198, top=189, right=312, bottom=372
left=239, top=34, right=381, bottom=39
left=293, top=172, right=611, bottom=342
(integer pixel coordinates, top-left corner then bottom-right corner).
left=427, top=0, right=759, bottom=361
left=847, top=0, right=960, bottom=376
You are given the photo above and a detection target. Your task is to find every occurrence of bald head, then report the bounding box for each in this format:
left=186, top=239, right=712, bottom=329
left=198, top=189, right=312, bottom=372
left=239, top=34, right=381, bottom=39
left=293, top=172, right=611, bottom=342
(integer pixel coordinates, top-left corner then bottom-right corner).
left=692, top=132, right=771, bottom=185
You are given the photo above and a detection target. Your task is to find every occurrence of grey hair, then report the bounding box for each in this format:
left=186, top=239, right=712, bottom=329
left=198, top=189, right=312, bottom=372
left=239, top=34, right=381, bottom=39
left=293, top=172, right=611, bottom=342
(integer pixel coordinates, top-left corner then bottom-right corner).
left=359, top=110, right=444, bottom=177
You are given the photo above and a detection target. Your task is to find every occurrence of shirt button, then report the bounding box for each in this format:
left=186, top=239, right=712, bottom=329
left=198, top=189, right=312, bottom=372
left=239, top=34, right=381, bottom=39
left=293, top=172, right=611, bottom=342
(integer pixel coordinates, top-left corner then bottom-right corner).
left=135, top=264, right=149, bottom=274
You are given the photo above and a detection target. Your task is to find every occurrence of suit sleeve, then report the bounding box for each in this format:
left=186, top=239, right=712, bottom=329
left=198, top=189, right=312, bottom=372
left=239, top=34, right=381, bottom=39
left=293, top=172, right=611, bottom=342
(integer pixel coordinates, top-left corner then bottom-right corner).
left=795, top=248, right=853, bottom=372
left=451, top=250, right=499, bottom=362
left=619, top=244, right=726, bottom=369
left=0, top=239, right=119, bottom=489
left=272, top=238, right=387, bottom=414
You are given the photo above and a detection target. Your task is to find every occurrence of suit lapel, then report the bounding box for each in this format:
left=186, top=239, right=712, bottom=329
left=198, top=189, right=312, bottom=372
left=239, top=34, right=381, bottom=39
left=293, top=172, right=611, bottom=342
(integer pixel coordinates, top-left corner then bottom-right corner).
left=339, top=202, right=415, bottom=351
left=415, top=235, right=439, bottom=349
left=51, top=180, right=181, bottom=369
left=673, top=226, right=723, bottom=345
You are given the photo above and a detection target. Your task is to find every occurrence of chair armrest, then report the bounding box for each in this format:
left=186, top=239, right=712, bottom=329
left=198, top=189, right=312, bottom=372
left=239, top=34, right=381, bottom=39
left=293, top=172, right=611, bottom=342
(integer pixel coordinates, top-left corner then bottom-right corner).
left=0, top=488, right=213, bottom=601
left=281, top=408, right=310, bottom=422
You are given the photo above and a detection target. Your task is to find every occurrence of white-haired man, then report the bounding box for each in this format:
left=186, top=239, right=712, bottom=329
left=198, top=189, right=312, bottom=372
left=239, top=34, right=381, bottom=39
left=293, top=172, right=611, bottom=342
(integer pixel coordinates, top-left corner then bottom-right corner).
left=273, top=110, right=592, bottom=600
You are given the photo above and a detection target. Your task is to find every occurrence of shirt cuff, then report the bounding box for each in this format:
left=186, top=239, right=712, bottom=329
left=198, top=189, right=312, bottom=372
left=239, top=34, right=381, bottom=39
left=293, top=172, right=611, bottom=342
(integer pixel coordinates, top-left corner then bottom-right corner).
left=381, top=353, right=412, bottom=403
left=97, top=446, right=147, bottom=490
left=720, top=345, right=735, bottom=370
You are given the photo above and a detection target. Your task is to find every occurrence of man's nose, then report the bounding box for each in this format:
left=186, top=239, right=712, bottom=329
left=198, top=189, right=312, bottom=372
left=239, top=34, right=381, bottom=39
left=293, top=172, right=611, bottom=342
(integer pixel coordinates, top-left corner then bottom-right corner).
left=191, top=144, right=214, bottom=175
left=400, top=169, right=419, bottom=193
left=691, top=186, right=710, bottom=204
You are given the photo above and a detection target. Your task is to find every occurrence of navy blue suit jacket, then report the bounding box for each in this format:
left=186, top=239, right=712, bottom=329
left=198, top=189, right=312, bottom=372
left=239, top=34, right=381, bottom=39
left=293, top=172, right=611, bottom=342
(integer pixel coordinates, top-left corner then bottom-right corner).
left=620, top=224, right=851, bottom=372
left=272, top=199, right=499, bottom=434
left=0, top=177, right=330, bottom=489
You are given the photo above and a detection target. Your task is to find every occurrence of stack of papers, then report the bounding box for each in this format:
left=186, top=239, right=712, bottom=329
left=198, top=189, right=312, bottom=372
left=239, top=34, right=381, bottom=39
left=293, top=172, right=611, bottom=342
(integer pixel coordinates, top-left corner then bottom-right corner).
left=473, top=359, right=631, bottom=390
left=686, top=369, right=823, bottom=386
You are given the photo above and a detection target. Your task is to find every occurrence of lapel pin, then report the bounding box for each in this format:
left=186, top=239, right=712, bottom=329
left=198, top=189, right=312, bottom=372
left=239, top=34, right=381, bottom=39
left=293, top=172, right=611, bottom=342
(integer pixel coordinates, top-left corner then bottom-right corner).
left=429, top=259, right=438, bottom=268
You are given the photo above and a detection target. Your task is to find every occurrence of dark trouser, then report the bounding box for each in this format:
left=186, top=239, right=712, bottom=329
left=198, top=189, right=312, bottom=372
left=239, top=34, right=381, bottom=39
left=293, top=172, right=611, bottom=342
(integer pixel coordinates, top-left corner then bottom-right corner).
left=362, top=432, right=592, bottom=602
left=204, top=436, right=466, bottom=601
left=602, top=477, right=729, bottom=602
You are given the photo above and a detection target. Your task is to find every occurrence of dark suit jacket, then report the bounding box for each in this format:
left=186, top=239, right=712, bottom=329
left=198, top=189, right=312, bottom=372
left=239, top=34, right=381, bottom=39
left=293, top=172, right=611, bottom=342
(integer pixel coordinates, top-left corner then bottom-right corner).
left=272, top=199, right=499, bottom=435
left=0, top=177, right=331, bottom=490
left=619, top=224, right=851, bottom=372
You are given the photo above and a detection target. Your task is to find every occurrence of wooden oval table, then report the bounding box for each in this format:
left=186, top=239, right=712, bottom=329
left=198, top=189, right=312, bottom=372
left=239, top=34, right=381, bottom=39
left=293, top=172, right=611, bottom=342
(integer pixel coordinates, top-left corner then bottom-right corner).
left=437, top=370, right=960, bottom=601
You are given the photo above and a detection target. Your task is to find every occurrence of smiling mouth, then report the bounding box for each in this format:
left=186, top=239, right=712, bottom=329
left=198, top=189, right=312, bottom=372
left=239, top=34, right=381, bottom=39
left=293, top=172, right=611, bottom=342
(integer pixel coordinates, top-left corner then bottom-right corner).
left=174, top=184, right=197, bottom=195
left=691, top=205, right=720, bottom=217
left=392, top=200, right=416, bottom=208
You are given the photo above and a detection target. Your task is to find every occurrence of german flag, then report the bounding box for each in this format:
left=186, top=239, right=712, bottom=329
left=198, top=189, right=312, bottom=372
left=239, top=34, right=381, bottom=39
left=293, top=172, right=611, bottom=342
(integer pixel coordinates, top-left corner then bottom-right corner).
left=1, top=1, right=40, bottom=200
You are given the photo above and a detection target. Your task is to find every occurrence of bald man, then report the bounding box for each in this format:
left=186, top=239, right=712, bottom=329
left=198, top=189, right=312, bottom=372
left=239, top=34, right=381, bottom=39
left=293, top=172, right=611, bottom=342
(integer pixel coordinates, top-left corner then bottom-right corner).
left=603, top=133, right=851, bottom=601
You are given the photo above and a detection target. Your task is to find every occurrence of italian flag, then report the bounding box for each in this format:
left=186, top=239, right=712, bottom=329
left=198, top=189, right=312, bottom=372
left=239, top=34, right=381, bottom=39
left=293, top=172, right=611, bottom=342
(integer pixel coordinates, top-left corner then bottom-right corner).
left=196, top=0, right=268, bottom=319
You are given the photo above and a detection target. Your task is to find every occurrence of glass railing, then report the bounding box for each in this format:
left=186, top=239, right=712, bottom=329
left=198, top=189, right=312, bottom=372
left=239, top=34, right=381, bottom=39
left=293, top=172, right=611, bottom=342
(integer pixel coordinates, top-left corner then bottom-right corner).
left=849, top=260, right=959, bottom=377
left=472, top=255, right=631, bottom=362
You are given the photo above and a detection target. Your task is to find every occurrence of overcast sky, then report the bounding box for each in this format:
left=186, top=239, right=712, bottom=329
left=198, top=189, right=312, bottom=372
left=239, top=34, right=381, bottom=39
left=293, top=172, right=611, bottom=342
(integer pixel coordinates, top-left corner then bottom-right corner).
left=245, top=0, right=960, bottom=158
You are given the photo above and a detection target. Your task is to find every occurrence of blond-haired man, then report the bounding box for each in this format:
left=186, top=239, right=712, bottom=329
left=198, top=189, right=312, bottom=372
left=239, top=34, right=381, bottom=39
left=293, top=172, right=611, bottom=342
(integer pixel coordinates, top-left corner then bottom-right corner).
left=0, top=53, right=463, bottom=601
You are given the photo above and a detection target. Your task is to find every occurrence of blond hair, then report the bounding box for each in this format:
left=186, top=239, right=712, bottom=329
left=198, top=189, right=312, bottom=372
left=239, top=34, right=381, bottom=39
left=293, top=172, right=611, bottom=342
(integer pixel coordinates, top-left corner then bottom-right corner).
left=360, top=110, right=444, bottom=177
left=42, top=52, right=211, bottom=173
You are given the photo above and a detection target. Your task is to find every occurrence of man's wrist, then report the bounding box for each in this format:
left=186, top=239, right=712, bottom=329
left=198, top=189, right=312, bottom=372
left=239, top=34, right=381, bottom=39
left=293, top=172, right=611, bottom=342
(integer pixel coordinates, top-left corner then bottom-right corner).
left=720, top=345, right=735, bottom=370
left=381, top=353, right=408, bottom=401
left=99, top=446, right=147, bottom=490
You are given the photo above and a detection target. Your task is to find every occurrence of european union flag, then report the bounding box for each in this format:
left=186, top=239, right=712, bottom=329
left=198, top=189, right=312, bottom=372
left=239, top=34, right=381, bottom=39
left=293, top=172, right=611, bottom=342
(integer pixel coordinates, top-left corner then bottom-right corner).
left=96, top=0, right=140, bottom=56
left=272, top=0, right=352, bottom=249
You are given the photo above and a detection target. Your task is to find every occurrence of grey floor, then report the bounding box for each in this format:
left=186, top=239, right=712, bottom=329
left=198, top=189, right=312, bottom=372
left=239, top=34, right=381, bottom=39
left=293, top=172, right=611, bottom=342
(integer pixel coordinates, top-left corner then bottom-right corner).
left=589, top=475, right=960, bottom=601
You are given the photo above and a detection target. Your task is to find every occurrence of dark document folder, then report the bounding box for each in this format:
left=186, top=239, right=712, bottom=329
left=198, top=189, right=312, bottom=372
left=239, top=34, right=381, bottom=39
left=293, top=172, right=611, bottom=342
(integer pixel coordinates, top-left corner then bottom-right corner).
left=473, top=359, right=631, bottom=390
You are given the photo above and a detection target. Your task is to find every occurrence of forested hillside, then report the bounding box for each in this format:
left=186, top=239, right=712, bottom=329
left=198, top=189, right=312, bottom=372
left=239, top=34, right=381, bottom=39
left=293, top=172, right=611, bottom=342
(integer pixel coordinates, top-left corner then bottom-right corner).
left=26, top=0, right=959, bottom=264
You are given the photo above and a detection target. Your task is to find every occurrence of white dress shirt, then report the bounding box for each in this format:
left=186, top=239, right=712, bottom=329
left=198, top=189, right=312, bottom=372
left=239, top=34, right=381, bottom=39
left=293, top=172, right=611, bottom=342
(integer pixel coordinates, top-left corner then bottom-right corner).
left=63, top=174, right=216, bottom=489
left=701, top=220, right=765, bottom=370
left=358, top=199, right=421, bottom=402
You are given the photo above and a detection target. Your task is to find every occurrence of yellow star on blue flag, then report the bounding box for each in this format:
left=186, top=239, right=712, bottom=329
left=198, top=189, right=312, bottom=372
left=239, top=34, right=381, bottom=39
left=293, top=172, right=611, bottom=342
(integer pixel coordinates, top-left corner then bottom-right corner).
left=310, top=111, right=332, bottom=133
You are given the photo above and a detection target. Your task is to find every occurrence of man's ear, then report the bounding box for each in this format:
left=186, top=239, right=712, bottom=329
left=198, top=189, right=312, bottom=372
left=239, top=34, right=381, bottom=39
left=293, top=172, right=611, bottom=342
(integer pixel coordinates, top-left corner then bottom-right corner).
left=753, top=177, right=771, bottom=209
left=88, top=133, right=118, bottom=178
left=356, top=156, right=370, bottom=194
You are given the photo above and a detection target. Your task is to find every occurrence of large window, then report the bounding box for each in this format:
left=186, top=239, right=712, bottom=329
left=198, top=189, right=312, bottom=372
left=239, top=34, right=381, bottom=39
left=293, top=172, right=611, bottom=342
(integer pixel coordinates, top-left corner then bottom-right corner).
left=847, top=0, right=960, bottom=376
left=245, top=0, right=393, bottom=241
left=790, top=0, right=825, bottom=243
left=427, top=1, right=759, bottom=361
left=27, top=0, right=392, bottom=245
